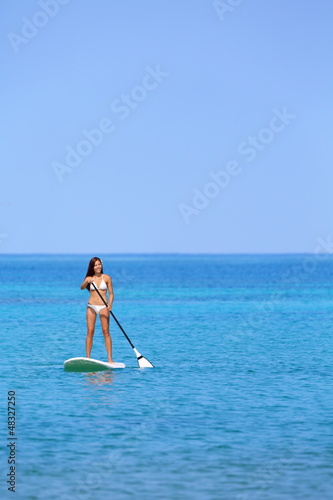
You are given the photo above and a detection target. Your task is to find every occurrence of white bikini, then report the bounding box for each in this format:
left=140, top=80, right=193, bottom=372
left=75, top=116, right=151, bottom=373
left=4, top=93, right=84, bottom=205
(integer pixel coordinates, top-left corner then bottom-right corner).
left=87, top=278, right=108, bottom=314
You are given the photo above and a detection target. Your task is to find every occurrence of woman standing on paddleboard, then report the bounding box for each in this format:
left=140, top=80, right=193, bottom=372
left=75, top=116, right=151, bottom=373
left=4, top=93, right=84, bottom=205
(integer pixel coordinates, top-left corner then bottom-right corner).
left=80, top=257, right=115, bottom=363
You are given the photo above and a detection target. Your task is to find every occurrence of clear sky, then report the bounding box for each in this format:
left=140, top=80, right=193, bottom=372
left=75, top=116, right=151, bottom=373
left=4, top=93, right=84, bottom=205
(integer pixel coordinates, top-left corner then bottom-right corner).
left=1, top=0, right=332, bottom=254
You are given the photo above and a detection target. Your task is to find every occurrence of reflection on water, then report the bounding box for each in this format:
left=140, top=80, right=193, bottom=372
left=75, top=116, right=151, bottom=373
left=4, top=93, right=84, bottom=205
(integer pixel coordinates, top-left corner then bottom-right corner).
left=83, top=370, right=117, bottom=386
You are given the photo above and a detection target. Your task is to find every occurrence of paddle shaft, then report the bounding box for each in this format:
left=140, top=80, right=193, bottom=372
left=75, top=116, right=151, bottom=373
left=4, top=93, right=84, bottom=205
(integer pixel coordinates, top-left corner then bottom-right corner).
left=90, top=282, right=135, bottom=349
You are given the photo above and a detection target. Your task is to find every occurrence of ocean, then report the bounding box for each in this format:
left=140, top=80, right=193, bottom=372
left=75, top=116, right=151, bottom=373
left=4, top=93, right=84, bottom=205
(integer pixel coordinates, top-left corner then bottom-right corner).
left=1, top=254, right=333, bottom=499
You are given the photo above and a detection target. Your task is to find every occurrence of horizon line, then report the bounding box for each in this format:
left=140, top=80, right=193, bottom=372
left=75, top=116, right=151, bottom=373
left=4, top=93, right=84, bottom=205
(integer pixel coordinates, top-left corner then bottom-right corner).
left=0, top=252, right=328, bottom=256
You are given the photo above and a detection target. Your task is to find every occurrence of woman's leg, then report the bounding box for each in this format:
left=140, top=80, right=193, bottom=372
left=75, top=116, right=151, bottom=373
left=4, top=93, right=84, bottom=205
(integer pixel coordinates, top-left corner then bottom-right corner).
left=86, top=306, right=96, bottom=358
left=100, top=308, right=113, bottom=363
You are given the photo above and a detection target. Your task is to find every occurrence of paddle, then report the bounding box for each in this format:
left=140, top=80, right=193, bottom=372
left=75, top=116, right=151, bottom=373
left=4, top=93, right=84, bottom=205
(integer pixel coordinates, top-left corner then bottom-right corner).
left=91, top=282, right=154, bottom=368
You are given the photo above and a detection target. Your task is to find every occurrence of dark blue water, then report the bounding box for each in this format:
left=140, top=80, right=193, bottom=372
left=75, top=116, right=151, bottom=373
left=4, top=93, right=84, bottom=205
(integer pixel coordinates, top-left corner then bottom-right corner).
left=1, top=254, right=333, bottom=499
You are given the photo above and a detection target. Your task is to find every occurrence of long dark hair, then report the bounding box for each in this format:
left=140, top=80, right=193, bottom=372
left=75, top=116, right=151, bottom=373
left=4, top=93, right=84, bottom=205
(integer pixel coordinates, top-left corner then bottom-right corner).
left=85, top=257, right=103, bottom=290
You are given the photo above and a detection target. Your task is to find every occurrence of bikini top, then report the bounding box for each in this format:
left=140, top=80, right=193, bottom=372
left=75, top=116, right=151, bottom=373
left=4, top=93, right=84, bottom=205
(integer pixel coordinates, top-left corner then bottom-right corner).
left=90, top=278, right=107, bottom=291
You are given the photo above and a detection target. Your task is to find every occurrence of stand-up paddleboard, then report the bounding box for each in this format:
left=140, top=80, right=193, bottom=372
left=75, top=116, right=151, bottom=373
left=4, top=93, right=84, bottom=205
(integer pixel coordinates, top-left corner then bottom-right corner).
left=64, top=357, right=125, bottom=372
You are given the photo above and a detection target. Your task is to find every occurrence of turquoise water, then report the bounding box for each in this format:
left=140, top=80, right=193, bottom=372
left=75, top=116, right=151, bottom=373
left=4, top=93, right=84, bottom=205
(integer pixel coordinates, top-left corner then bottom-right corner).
left=1, top=254, right=333, bottom=499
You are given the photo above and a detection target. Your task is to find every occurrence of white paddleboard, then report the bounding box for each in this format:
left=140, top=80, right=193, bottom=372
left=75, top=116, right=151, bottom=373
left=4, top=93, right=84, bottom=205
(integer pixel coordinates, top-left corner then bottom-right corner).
left=64, top=357, right=125, bottom=372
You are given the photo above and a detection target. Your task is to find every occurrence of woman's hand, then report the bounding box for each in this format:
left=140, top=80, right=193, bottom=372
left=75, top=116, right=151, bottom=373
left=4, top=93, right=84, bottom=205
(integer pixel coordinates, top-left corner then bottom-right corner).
left=80, top=276, right=94, bottom=289
left=108, top=304, right=112, bottom=311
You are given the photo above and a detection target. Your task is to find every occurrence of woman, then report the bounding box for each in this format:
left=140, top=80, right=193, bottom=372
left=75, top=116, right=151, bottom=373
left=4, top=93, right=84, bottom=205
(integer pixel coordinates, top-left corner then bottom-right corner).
left=80, top=257, right=115, bottom=363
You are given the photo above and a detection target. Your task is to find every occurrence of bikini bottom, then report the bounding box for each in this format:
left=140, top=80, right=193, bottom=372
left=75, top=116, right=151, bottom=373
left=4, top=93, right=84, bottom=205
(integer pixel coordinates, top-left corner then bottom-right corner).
left=87, top=303, right=107, bottom=315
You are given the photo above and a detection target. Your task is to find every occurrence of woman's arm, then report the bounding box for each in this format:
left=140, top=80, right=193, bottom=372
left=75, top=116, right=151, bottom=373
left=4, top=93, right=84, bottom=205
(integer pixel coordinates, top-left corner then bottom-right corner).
left=80, top=277, right=93, bottom=290
left=106, top=275, right=114, bottom=309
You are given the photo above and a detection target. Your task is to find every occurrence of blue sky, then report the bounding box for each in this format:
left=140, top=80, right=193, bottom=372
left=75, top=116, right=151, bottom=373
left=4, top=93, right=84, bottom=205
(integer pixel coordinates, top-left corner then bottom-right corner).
left=1, top=0, right=332, bottom=253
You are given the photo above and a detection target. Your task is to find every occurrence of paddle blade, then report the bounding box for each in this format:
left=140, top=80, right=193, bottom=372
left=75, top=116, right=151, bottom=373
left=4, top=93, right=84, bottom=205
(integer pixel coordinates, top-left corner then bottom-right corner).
left=134, top=348, right=154, bottom=368
left=138, top=356, right=154, bottom=368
